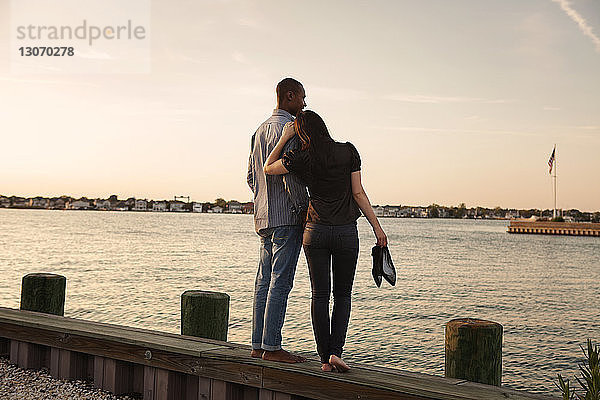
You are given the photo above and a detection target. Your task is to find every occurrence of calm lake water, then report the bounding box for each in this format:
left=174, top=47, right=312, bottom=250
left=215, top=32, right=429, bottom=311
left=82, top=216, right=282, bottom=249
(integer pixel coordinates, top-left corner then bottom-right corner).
left=1, top=209, right=598, bottom=395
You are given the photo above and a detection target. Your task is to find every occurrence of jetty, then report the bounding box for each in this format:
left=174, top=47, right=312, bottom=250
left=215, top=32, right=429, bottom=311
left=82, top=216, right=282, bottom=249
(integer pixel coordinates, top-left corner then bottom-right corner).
left=507, top=220, right=600, bottom=236
left=0, top=307, right=559, bottom=400
left=1, top=273, right=561, bottom=400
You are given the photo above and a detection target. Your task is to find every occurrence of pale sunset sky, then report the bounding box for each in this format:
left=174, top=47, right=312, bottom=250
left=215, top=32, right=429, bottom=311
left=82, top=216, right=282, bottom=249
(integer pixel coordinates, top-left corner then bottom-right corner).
left=1, top=0, right=599, bottom=211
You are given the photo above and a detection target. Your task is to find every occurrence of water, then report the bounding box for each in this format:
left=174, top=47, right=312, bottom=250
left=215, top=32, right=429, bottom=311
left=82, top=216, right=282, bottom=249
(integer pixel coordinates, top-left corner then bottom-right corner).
left=1, top=209, right=598, bottom=395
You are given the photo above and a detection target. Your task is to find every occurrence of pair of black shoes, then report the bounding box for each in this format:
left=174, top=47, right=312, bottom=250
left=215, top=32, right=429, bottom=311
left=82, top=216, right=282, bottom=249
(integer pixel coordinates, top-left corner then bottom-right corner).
left=371, top=246, right=396, bottom=287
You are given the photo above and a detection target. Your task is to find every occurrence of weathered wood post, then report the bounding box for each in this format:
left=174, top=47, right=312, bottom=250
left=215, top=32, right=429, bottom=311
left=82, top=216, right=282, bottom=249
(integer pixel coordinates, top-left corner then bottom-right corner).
left=181, top=290, right=230, bottom=341
left=14, top=273, right=67, bottom=371
left=20, top=273, right=66, bottom=316
left=445, top=318, right=503, bottom=386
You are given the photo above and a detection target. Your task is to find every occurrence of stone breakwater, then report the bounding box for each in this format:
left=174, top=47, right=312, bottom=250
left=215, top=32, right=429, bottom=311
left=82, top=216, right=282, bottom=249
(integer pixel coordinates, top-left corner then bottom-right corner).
left=0, top=358, right=137, bottom=400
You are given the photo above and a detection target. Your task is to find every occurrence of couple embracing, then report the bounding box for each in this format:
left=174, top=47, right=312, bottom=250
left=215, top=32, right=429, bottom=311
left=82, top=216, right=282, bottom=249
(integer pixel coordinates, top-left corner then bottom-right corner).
left=246, top=78, right=387, bottom=372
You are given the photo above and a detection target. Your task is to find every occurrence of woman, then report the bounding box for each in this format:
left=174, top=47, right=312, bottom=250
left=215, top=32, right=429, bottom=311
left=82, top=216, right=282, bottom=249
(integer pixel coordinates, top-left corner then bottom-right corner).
left=264, top=110, right=387, bottom=372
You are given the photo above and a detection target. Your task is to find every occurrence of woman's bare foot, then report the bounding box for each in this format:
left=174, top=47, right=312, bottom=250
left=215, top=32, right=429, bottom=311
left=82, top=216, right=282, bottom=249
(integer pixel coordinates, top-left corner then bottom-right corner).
left=329, top=355, right=350, bottom=372
left=321, top=363, right=334, bottom=372
left=262, top=349, right=306, bottom=363
left=250, top=349, right=264, bottom=358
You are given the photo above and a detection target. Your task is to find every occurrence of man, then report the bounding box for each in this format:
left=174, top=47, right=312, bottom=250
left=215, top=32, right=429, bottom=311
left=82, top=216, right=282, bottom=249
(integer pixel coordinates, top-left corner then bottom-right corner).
left=246, top=78, right=308, bottom=363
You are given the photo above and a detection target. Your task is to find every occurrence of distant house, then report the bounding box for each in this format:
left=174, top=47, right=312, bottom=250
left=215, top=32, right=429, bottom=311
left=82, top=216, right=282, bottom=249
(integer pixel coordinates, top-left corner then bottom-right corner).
left=10, top=196, right=29, bottom=208
left=192, top=202, right=203, bottom=213
left=134, top=199, right=147, bottom=211
left=29, top=197, right=49, bottom=208
left=152, top=201, right=167, bottom=212
left=416, top=207, right=428, bottom=218
left=48, top=197, right=68, bottom=209
left=227, top=201, right=242, bottom=214
left=113, top=201, right=130, bottom=211
left=9, top=196, right=29, bottom=208
left=209, top=206, right=223, bottom=213
left=373, top=206, right=384, bottom=217
left=383, top=206, right=400, bottom=218
left=505, top=210, right=520, bottom=219
left=95, top=199, right=111, bottom=210
left=242, top=202, right=254, bottom=214
left=169, top=201, right=186, bottom=212
left=68, top=199, right=91, bottom=210
left=399, top=207, right=412, bottom=218
left=0, top=196, right=10, bottom=208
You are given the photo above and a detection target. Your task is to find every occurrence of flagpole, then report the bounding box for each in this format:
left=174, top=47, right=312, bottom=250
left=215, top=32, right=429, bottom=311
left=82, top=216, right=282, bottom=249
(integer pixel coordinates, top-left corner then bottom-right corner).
left=553, top=144, right=557, bottom=219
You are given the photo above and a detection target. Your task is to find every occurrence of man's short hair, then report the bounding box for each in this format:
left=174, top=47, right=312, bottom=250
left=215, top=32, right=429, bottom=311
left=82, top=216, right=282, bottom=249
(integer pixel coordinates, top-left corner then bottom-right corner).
left=276, top=78, right=303, bottom=100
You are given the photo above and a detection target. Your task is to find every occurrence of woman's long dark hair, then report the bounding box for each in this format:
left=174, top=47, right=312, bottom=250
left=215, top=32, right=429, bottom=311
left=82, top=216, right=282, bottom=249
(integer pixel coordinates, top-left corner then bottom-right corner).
left=294, top=110, right=334, bottom=175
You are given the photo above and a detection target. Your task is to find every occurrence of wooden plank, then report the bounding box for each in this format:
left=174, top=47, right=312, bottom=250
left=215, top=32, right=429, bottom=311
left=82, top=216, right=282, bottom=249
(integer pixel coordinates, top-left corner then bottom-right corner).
left=227, top=382, right=247, bottom=400
left=156, top=368, right=170, bottom=400
left=259, top=389, right=274, bottom=400
left=0, top=307, right=228, bottom=356
left=17, top=340, right=30, bottom=368
left=86, top=354, right=95, bottom=381
left=0, top=337, right=9, bottom=357
left=0, top=320, right=262, bottom=386
left=58, top=348, right=76, bottom=380
left=184, top=374, right=199, bottom=400
left=167, top=371, right=186, bottom=400
left=133, top=363, right=145, bottom=395
left=211, top=378, right=227, bottom=400
left=274, top=392, right=292, bottom=400
left=243, top=386, right=259, bottom=400
left=9, top=340, right=19, bottom=364
left=50, top=347, right=60, bottom=378
left=198, top=377, right=211, bottom=400
left=103, top=358, right=117, bottom=392
left=17, top=342, right=46, bottom=369
left=144, top=366, right=157, bottom=400
left=102, top=358, right=135, bottom=395
left=40, top=345, right=51, bottom=371
left=94, top=356, right=105, bottom=388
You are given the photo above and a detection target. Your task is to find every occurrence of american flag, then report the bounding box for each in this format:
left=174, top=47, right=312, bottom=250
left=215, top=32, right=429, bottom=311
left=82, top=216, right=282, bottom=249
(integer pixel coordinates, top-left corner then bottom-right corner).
left=548, top=147, right=555, bottom=174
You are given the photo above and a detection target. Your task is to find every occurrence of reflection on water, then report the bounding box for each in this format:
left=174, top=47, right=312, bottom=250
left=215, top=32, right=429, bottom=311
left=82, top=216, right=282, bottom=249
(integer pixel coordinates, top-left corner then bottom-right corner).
left=1, top=209, right=599, bottom=394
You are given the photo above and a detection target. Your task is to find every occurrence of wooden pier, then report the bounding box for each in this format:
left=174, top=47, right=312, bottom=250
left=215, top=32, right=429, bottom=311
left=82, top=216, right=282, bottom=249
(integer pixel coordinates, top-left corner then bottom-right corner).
left=507, top=220, right=600, bottom=236
left=0, top=307, right=558, bottom=400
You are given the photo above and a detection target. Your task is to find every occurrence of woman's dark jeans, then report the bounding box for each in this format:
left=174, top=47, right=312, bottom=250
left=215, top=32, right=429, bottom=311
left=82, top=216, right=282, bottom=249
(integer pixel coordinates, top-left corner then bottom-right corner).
left=302, top=222, right=359, bottom=364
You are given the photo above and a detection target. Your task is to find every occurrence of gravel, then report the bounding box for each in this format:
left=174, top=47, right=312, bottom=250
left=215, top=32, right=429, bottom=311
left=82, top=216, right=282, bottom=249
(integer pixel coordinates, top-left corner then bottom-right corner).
left=0, top=358, right=138, bottom=400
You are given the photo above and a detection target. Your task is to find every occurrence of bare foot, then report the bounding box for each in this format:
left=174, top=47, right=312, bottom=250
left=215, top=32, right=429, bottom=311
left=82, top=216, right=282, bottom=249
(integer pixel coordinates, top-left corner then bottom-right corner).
left=321, top=363, right=334, bottom=372
left=250, top=349, right=264, bottom=358
left=262, top=349, right=306, bottom=363
left=329, top=355, right=350, bottom=372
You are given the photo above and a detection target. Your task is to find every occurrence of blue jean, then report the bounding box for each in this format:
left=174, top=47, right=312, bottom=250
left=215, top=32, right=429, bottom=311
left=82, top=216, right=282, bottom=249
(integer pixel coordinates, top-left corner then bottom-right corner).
left=302, top=222, right=359, bottom=363
left=252, top=225, right=303, bottom=351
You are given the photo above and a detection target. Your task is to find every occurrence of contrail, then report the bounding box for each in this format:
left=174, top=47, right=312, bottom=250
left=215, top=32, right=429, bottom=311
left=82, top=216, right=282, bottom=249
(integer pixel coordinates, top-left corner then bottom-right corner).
left=551, top=0, right=600, bottom=52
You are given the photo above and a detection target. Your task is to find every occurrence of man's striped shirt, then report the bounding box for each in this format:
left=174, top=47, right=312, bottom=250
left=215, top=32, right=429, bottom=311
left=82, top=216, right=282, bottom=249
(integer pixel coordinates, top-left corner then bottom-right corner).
left=247, top=109, right=309, bottom=233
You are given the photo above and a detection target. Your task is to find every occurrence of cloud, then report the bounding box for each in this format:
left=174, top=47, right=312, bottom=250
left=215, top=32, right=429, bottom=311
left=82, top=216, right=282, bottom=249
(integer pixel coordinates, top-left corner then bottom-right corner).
left=551, top=0, right=600, bottom=52
left=383, top=94, right=510, bottom=104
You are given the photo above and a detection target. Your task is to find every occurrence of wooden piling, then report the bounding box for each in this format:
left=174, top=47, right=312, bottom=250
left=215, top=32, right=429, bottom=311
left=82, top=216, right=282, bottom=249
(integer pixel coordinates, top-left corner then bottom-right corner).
left=20, top=273, right=66, bottom=316
left=181, top=290, right=230, bottom=341
left=445, top=318, right=503, bottom=386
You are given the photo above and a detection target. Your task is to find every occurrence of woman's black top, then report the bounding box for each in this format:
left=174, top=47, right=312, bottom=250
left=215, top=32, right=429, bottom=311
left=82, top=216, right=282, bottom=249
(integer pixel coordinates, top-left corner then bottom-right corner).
left=282, top=141, right=361, bottom=226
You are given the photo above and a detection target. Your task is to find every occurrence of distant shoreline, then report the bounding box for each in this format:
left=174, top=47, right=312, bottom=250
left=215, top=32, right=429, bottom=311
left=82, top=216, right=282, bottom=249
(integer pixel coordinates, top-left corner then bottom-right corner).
left=5, top=207, right=600, bottom=223
left=2, top=194, right=599, bottom=222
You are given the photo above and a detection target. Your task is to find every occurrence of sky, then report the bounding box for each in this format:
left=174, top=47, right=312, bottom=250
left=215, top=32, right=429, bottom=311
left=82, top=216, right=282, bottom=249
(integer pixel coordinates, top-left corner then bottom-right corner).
left=1, top=0, right=599, bottom=211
